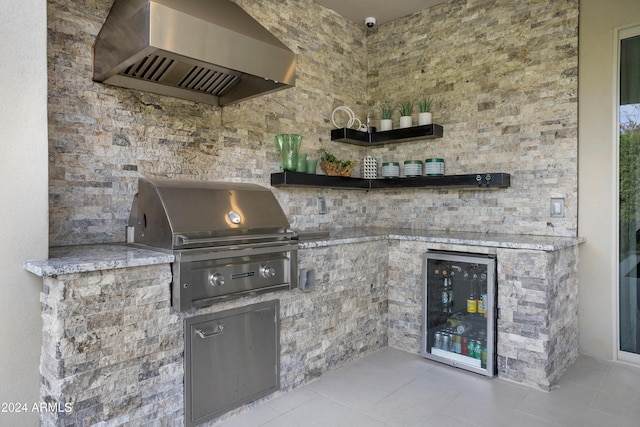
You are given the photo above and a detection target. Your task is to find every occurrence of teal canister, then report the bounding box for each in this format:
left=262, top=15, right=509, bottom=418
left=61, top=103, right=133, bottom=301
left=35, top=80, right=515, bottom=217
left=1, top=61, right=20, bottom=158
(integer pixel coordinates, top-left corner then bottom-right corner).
left=424, top=158, right=445, bottom=176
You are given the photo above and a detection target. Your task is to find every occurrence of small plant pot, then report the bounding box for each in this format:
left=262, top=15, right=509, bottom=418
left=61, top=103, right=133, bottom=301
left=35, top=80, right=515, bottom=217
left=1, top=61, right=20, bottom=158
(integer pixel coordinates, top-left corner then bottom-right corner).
left=399, top=115, right=413, bottom=128
left=380, top=119, right=393, bottom=132
left=321, top=161, right=355, bottom=177
left=418, top=112, right=432, bottom=126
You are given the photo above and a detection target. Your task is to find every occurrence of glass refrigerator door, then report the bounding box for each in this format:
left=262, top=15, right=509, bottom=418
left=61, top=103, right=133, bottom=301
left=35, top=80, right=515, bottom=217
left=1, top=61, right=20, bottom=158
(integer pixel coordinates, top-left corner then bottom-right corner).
left=422, top=251, right=496, bottom=377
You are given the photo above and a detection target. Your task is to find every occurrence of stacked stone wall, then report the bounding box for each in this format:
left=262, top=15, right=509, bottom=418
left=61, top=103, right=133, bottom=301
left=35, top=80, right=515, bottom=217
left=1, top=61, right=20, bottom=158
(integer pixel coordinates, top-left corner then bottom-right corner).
left=47, top=0, right=579, bottom=247
left=365, top=0, right=579, bottom=236
left=40, top=265, right=183, bottom=426
left=496, top=246, right=579, bottom=389
left=286, top=240, right=389, bottom=388
left=47, top=0, right=369, bottom=246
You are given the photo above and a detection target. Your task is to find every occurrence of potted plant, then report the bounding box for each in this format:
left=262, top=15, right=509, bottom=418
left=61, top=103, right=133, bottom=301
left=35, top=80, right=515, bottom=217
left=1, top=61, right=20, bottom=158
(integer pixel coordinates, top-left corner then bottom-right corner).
left=319, top=149, right=356, bottom=177
left=418, top=96, right=433, bottom=125
left=380, top=104, right=394, bottom=131
left=398, top=101, right=413, bottom=128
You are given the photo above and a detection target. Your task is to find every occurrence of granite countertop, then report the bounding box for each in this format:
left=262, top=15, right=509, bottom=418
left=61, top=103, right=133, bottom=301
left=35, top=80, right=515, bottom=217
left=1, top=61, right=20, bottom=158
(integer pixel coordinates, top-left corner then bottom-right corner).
left=24, top=229, right=585, bottom=277
left=23, top=243, right=174, bottom=277
left=297, top=228, right=586, bottom=251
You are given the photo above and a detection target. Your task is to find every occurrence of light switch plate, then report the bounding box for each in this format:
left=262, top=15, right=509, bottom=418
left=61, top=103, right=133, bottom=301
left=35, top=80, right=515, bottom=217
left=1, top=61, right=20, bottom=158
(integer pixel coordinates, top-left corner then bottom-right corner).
left=550, top=198, right=564, bottom=218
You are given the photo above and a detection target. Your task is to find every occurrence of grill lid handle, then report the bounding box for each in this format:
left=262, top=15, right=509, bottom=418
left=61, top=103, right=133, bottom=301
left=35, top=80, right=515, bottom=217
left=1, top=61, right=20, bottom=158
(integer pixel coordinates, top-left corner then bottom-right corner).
left=174, top=231, right=296, bottom=247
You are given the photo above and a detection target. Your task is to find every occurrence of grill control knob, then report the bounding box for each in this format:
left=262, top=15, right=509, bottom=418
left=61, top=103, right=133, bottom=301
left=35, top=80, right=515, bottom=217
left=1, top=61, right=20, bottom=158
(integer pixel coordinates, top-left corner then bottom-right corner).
left=261, top=265, right=276, bottom=278
left=208, top=273, right=225, bottom=287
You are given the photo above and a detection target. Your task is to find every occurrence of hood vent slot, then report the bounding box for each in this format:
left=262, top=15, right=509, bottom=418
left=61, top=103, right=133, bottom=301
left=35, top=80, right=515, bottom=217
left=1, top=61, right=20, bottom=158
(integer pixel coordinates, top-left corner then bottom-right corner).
left=93, top=0, right=296, bottom=106
left=178, top=67, right=239, bottom=96
left=124, top=55, right=174, bottom=81
left=122, top=54, right=240, bottom=97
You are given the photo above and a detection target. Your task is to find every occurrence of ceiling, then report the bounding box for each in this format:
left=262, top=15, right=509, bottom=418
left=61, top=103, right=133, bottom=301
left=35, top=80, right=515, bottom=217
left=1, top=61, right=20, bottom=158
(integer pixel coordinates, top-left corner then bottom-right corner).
left=315, top=0, right=447, bottom=26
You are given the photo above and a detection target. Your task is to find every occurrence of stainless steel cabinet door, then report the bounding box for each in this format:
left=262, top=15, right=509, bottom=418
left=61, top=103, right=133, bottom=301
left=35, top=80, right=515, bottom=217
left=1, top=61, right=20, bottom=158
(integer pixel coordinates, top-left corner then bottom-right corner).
left=185, top=300, right=279, bottom=426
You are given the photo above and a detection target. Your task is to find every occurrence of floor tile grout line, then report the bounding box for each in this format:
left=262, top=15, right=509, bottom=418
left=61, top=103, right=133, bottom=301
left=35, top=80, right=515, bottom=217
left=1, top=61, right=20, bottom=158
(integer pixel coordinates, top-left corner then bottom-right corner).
left=262, top=388, right=390, bottom=426
left=295, top=356, right=445, bottom=424
left=586, top=405, right=636, bottom=423
left=263, top=388, right=324, bottom=416
left=512, top=379, right=605, bottom=427
left=584, top=361, right=639, bottom=423
left=295, top=388, right=395, bottom=425
left=512, top=407, right=565, bottom=427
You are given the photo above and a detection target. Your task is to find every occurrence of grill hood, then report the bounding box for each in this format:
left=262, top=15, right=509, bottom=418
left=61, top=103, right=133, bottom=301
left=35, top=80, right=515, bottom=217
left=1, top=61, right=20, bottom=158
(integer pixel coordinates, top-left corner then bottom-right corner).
left=93, top=0, right=296, bottom=106
left=129, top=178, right=293, bottom=249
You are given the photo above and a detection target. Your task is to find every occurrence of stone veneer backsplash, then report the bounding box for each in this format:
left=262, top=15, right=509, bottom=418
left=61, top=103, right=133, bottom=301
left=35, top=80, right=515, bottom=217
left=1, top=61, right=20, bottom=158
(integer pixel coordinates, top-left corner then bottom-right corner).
left=48, top=0, right=578, bottom=247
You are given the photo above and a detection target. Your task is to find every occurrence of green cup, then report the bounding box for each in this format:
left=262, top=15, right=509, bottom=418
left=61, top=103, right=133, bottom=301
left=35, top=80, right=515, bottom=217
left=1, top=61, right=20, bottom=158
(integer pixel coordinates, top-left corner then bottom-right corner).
left=296, top=153, right=308, bottom=172
left=305, top=158, right=318, bottom=174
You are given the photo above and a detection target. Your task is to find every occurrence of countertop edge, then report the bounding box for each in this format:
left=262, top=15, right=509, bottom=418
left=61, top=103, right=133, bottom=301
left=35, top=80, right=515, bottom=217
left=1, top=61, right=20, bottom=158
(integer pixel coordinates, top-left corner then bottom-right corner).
left=299, top=229, right=586, bottom=251
left=23, top=244, right=174, bottom=277
left=297, top=234, right=388, bottom=248
left=24, top=231, right=586, bottom=277
left=387, top=234, right=587, bottom=251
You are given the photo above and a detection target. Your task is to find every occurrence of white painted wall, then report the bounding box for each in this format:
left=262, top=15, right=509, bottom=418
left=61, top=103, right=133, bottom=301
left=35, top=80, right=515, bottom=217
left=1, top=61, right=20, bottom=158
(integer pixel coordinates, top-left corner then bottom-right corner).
left=0, top=1, right=48, bottom=425
left=578, top=0, right=640, bottom=360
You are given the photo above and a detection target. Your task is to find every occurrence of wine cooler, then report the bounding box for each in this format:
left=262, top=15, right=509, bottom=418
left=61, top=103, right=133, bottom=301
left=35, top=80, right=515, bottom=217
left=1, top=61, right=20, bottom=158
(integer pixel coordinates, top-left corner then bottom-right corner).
left=421, top=250, right=497, bottom=377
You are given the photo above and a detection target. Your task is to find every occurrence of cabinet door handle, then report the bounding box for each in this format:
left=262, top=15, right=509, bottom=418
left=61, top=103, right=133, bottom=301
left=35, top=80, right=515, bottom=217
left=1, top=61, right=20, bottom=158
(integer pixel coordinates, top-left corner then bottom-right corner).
left=195, top=324, right=224, bottom=338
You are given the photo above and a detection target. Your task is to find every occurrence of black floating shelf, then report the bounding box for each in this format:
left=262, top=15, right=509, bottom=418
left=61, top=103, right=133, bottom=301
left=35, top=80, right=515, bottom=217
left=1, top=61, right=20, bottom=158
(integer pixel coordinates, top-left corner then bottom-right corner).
left=330, top=124, right=444, bottom=146
left=271, top=172, right=370, bottom=189
left=271, top=172, right=510, bottom=190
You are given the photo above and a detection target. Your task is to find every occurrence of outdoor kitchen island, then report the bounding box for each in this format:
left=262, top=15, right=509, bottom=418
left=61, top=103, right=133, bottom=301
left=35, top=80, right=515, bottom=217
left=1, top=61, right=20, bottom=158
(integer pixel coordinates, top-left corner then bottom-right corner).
left=24, top=229, right=584, bottom=426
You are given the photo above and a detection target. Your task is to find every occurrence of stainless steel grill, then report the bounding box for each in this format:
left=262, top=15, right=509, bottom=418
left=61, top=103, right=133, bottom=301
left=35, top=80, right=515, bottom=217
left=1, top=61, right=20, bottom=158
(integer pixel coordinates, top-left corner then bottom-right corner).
left=128, top=178, right=297, bottom=311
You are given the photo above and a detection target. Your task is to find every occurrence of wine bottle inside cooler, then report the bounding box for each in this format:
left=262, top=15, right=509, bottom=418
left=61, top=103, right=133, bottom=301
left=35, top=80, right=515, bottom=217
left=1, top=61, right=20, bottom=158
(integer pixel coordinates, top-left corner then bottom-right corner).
left=442, top=277, right=453, bottom=315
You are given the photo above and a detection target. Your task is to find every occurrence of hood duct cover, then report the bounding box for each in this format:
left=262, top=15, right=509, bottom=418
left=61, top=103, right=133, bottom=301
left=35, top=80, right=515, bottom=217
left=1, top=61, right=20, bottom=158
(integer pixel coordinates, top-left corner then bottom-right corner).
left=93, top=0, right=296, bottom=106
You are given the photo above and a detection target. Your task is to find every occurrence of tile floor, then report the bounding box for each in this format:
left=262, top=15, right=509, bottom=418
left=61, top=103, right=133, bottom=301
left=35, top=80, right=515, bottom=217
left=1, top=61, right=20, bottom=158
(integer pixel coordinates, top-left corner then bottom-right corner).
left=218, top=347, right=640, bottom=427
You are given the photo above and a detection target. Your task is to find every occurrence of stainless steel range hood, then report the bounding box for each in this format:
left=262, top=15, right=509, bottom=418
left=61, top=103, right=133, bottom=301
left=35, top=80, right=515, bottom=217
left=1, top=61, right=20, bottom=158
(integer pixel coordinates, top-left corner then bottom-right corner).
left=93, top=0, right=296, bottom=106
